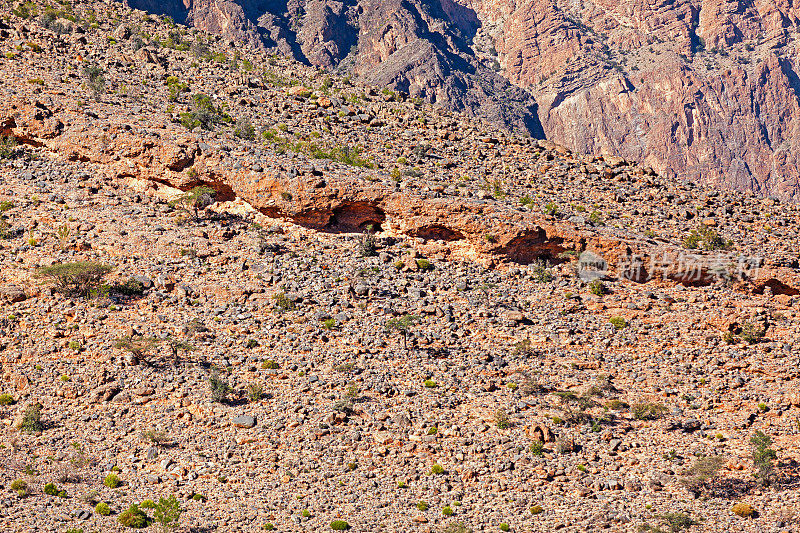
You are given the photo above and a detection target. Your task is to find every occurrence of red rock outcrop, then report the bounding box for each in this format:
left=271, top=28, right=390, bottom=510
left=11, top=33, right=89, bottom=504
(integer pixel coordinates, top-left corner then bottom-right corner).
left=5, top=94, right=796, bottom=294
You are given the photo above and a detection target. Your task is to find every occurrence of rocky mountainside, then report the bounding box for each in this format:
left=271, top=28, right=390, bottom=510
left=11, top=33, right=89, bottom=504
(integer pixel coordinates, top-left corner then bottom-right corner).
left=119, top=0, right=800, bottom=200
left=3, top=1, right=800, bottom=532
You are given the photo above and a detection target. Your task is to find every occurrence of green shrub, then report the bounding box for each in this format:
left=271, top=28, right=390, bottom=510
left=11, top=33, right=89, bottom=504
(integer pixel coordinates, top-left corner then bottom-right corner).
left=530, top=441, right=544, bottom=456
left=273, top=291, right=295, bottom=311
left=179, top=93, right=231, bottom=130
left=83, top=64, right=105, bottom=97
left=442, top=523, right=472, bottom=533
left=751, top=430, right=776, bottom=486
left=35, top=261, right=113, bottom=297
left=247, top=383, right=264, bottom=402
left=114, top=335, right=161, bottom=365
left=588, top=279, right=606, bottom=296
left=43, top=482, right=66, bottom=497
left=417, top=500, right=429, bottom=511
left=680, top=455, right=725, bottom=493
left=233, top=117, right=256, bottom=140
left=531, top=260, right=553, bottom=283
left=0, top=135, right=17, bottom=159
left=386, top=315, right=419, bottom=353
left=416, top=259, right=433, bottom=271
left=494, top=410, right=510, bottom=429
left=431, top=464, right=444, bottom=475
left=261, top=359, right=279, bottom=370
left=140, top=499, right=156, bottom=509
left=118, top=504, right=148, bottom=528
left=514, top=338, right=534, bottom=356
left=359, top=226, right=377, bottom=257
left=740, top=322, right=766, bottom=344
left=95, top=502, right=111, bottom=515
left=171, top=186, right=216, bottom=219
left=191, top=494, right=207, bottom=502
left=330, top=520, right=350, bottom=530
left=113, top=277, right=145, bottom=296
left=442, top=506, right=454, bottom=516
left=632, top=402, right=668, bottom=420
left=20, top=403, right=43, bottom=433
left=530, top=505, right=543, bottom=515
left=208, top=372, right=232, bottom=403
left=10, top=479, right=28, bottom=496
left=153, top=495, right=181, bottom=530
left=500, top=524, right=510, bottom=532
left=165, top=76, right=189, bottom=102
left=683, top=225, right=731, bottom=251
left=609, top=317, right=627, bottom=330
left=424, top=380, right=437, bottom=388
left=0, top=393, right=14, bottom=405
left=640, top=512, right=699, bottom=532
left=245, top=338, right=259, bottom=349
left=104, top=473, right=121, bottom=488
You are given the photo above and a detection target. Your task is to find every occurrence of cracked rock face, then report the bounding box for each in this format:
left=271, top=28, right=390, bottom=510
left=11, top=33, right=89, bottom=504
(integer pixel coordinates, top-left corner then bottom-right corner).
left=122, top=0, right=800, bottom=199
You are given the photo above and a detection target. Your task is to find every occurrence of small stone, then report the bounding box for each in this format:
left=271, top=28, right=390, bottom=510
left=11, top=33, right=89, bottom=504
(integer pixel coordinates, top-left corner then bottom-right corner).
left=232, top=415, right=256, bottom=428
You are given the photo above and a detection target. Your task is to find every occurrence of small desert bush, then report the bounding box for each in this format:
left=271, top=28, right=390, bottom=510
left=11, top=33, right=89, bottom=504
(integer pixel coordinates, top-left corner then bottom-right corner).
left=683, top=225, right=731, bottom=251
left=632, top=402, right=668, bottom=420
left=680, top=455, right=725, bottom=493
left=740, top=321, right=766, bottom=344
left=588, top=279, right=606, bottom=296
left=209, top=372, right=232, bottom=403
left=19, top=403, right=43, bottom=433
left=609, top=316, right=627, bottom=330
left=750, top=430, right=776, bottom=486
left=153, top=494, right=181, bottom=530
left=118, top=503, right=148, bottom=528
left=442, top=523, right=472, bottom=533
left=95, top=502, right=111, bottom=515
left=10, top=479, right=28, bottom=496
left=247, top=383, right=264, bottom=402
left=35, top=261, right=112, bottom=296
left=731, top=503, right=755, bottom=517
left=43, top=482, right=67, bottom=497
left=639, top=512, right=699, bottom=532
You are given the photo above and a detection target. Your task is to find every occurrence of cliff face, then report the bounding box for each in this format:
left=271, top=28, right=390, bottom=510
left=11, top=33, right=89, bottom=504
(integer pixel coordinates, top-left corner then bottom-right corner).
left=471, top=0, right=800, bottom=198
left=121, top=0, right=800, bottom=199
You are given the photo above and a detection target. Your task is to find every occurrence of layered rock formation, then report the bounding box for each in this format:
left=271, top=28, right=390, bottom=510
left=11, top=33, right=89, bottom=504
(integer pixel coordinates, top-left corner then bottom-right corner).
left=473, top=0, right=800, bottom=198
